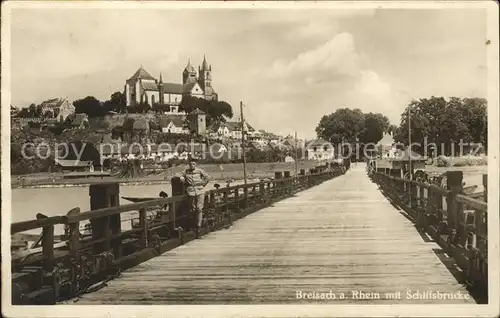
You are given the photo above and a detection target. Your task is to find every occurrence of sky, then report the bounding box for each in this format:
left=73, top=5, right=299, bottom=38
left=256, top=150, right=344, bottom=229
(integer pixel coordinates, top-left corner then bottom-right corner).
left=9, top=6, right=488, bottom=139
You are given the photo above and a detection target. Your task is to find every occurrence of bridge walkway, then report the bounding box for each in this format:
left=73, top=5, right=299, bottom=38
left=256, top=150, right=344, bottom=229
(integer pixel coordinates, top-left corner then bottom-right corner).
left=67, top=166, right=475, bottom=304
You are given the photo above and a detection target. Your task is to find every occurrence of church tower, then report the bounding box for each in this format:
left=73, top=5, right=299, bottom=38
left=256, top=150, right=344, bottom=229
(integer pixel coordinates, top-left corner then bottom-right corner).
left=198, top=55, right=212, bottom=91
left=182, top=59, right=197, bottom=84
left=158, top=73, right=164, bottom=104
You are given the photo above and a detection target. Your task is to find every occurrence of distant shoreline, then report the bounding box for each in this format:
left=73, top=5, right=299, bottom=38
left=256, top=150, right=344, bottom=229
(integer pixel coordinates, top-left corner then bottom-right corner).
left=13, top=179, right=171, bottom=189
left=11, top=163, right=488, bottom=189
left=11, top=162, right=316, bottom=189
left=11, top=175, right=266, bottom=189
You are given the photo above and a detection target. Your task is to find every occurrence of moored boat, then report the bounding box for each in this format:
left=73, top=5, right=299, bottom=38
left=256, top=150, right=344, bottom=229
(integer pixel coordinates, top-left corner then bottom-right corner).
left=122, top=196, right=159, bottom=203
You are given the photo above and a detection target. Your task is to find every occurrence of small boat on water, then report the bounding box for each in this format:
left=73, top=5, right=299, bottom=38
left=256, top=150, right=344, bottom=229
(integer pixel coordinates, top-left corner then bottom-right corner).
left=122, top=191, right=170, bottom=203
left=122, top=196, right=159, bottom=203
left=463, top=185, right=478, bottom=195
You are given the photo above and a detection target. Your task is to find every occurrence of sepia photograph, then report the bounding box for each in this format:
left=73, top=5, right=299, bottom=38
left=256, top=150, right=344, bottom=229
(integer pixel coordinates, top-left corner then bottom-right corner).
left=1, top=1, right=499, bottom=317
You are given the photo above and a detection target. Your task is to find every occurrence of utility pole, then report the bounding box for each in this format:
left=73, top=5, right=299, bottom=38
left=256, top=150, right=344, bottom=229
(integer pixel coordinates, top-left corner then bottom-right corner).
left=294, top=131, right=299, bottom=176
left=240, top=101, right=248, bottom=185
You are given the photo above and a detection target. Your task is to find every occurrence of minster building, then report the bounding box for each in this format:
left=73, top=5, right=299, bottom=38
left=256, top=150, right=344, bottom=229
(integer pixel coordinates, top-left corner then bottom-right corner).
left=124, top=56, right=218, bottom=109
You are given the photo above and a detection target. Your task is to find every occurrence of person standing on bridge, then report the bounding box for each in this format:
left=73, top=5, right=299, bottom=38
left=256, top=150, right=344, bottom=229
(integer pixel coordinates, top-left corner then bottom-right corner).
left=178, top=156, right=211, bottom=239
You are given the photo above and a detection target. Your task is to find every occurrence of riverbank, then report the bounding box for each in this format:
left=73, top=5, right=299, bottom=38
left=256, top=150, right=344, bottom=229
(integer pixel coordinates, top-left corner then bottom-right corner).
left=11, top=161, right=319, bottom=189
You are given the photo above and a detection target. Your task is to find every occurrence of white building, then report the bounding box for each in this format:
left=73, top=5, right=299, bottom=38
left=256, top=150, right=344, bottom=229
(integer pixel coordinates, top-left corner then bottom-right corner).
left=377, top=132, right=398, bottom=159
left=39, top=97, right=75, bottom=122
left=306, top=139, right=335, bottom=161
left=159, top=116, right=188, bottom=134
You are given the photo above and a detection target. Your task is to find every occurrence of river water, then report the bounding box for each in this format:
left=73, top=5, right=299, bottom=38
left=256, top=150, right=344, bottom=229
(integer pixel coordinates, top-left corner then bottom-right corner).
left=11, top=180, right=250, bottom=236
left=11, top=183, right=177, bottom=236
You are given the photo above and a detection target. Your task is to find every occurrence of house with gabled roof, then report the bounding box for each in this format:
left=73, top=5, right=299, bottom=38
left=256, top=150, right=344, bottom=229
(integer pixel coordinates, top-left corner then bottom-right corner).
left=159, top=116, right=189, bottom=134
left=208, top=120, right=256, bottom=140
left=377, top=132, right=397, bottom=159
left=11, top=105, right=20, bottom=117
left=124, top=56, right=218, bottom=108
left=307, top=138, right=335, bottom=161
left=68, top=113, right=89, bottom=129
left=39, top=97, right=75, bottom=122
left=208, top=121, right=231, bottom=138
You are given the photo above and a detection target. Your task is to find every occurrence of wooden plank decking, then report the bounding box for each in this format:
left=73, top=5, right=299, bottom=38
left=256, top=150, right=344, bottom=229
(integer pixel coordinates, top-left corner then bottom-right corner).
left=66, top=166, right=475, bottom=304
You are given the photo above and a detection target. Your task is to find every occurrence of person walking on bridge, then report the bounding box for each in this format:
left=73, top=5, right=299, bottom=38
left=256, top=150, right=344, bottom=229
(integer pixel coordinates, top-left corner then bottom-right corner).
left=178, top=156, right=211, bottom=239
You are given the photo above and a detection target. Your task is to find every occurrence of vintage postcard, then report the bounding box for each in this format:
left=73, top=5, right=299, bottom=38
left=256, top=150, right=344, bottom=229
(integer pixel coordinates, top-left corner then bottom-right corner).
left=1, top=1, right=499, bottom=317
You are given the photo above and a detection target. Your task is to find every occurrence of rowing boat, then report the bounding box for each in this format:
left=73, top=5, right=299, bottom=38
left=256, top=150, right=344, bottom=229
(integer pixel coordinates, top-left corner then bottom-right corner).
left=122, top=196, right=159, bottom=203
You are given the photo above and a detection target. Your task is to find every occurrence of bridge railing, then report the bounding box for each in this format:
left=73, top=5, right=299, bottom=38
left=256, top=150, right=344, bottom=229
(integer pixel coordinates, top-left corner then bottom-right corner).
left=11, top=164, right=347, bottom=305
left=370, top=170, right=488, bottom=292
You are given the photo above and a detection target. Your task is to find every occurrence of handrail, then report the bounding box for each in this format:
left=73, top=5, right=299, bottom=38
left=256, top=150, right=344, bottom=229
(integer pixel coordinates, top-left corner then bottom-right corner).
left=373, top=171, right=451, bottom=195
left=68, top=196, right=186, bottom=223
left=370, top=168, right=488, bottom=293
left=456, top=194, right=487, bottom=211
left=12, top=216, right=65, bottom=234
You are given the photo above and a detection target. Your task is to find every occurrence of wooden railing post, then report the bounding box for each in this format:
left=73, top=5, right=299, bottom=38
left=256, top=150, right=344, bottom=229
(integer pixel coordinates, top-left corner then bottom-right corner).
left=42, top=224, right=55, bottom=273
left=89, top=183, right=120, bottom=257
left=243, top=186, right=249, bottom=210
left=483, top=174, right=487, bottom=202
left=139, top=208, right=148, bottom=248
left=284, top=171, right=291, bottom=194
left=169, top=202, right=177, bottom=236
left=171, top=176, right=189, bottom=230
left=446, top=171, right=463, bottom=244
left=410, top=181, right=418, bottom=210
left=418, top=185, right=425, bottom=209
left=250, top=185, right=255, bottom=206
left=209, top=192, right=216, bottom=226
left=234, top=188, right=240, bottom=213
left=68, top=221, right=80, bottom=259
left=223, top=191, right=230, bottom=223
left=274, top=172, right=283, bottom=197
left=259, top=182, right=265, bottom=204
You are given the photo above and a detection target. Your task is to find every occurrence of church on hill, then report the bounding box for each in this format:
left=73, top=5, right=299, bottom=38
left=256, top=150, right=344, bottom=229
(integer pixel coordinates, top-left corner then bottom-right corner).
left=124, top=56, right=218, bottom=109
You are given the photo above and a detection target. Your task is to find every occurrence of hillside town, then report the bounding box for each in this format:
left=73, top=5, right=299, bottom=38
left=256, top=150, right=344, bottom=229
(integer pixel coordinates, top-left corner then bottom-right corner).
left=10, top=59, right=333, bottom=176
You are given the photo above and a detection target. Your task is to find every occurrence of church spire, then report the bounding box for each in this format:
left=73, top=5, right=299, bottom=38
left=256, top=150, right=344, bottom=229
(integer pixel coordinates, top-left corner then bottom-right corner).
left=201, top=54, right=209, bottom=71
left=184, top=58, right=195, bottom=72
left=183, top=58, right=197, bottom=84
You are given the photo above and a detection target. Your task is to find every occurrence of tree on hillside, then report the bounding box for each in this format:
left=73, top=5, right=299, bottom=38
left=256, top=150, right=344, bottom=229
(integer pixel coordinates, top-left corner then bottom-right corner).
left=209, top=100, right=233, bottom=122
left=128, top=102, right=151, bottom=114
left=29, top=104, right=40, bottom=117
left=122, top=117, right=136, bottom=131
left=20, top=104, right=44, bottom=118
left=179, top=96, right=234, bottom=126
left=315, top=108, right=366, bottom=144
left=17, top=106, right=33, bottom=118
left=152, top=103, right=171, bottom=113
left=74, top=96, right=104, bottom=118
left=102, top=91, right=127, bottom=114
left=179, top=95, right=204, bottom=114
